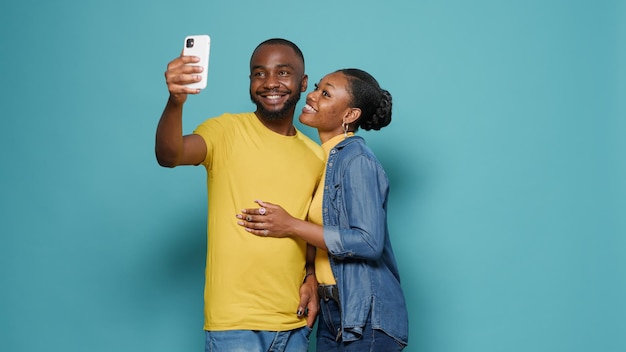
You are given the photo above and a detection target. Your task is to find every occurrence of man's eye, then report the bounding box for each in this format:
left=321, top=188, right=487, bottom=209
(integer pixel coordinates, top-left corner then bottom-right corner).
left=279, top=71, right=289, bottom=76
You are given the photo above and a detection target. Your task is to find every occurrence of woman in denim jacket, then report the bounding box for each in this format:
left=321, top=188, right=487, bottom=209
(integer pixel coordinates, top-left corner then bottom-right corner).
left=237, top=68, right=409, bottom=351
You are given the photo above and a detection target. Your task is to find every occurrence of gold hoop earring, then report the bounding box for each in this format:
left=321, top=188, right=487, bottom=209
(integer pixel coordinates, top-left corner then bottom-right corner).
left=342, top=121, right=349, bottom=137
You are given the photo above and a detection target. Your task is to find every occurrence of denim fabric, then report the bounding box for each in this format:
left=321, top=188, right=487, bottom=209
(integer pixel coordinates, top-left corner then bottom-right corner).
left=205, top=327, right=311, bottom=352
left=322, top=136, right=409, bottom=345
left=316, top=298, right=405, bottom=351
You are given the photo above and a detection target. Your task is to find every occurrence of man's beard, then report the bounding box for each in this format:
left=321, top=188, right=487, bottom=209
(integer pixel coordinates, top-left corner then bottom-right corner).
left=250, top=89, right=302, bottom=121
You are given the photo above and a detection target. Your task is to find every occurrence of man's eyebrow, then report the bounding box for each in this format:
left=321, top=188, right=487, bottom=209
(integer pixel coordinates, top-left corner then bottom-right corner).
left=252, top=63, right=295, bottom=70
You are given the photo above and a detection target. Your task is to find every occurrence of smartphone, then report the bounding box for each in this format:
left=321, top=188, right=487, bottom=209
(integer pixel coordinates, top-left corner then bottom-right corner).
left=182, top=34, right=211, bottom=89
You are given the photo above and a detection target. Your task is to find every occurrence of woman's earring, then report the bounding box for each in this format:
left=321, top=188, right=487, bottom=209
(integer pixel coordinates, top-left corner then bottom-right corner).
left=342, top=120, right=349, bottom=137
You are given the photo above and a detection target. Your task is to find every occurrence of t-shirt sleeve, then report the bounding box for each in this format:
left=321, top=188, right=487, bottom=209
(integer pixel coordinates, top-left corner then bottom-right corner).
left=193, top=115, right=229, bottom=168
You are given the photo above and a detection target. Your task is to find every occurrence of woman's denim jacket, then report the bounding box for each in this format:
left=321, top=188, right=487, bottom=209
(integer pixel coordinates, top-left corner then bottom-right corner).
left=322, top=136, right=409, bottom=345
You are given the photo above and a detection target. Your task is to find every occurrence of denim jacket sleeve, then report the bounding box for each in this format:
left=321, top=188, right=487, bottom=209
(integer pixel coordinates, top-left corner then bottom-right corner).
left=324, top=146, right=389, bottom=261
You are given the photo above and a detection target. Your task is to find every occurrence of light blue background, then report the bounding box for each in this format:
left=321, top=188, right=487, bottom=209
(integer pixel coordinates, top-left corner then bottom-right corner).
left=1, top=1, right=624, bottom=351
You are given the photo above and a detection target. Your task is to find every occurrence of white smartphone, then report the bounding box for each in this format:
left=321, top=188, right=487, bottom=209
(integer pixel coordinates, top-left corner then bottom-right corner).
left=182, top=34, right=211, bottom=89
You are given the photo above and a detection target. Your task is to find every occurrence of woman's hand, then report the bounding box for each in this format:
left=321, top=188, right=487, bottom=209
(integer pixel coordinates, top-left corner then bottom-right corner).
left=237, top=200, right=328, bottom=249
left=236, top=200, right=297, bottom=238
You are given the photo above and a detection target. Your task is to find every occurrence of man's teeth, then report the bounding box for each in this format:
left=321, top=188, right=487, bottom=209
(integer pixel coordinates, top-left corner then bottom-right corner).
left=266, top=95, right=281, bottom=99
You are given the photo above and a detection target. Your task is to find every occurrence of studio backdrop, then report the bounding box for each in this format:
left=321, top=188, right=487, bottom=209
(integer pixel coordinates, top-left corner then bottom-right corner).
left=1, top=1, right=624, bottom=351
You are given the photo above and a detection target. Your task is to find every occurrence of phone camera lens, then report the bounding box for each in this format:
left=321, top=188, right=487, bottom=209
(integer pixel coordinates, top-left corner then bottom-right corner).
left=186, top=38, right=195, bottom=48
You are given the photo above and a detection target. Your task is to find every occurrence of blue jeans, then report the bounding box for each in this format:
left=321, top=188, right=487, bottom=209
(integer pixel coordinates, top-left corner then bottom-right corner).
left=316, top=298, right=405, bottom=352
left=205, top=326, right=312, bottom=352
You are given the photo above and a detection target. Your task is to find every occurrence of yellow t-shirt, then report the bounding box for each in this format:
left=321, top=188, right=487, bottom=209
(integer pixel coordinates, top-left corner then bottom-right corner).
left=194, top=112, right=324, bottom=331
left=309, top=133, right=352, bottom=285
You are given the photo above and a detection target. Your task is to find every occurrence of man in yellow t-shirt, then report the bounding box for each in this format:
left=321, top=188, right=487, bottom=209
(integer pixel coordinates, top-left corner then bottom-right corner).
left=155, top=38, right=323, bottom=351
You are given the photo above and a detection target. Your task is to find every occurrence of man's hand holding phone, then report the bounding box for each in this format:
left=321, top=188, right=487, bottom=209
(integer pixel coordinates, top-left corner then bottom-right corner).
left=164, top=35, right=211, bottom=104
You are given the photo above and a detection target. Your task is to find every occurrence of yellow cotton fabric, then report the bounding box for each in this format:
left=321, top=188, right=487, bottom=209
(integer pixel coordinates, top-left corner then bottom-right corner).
left=194, top=112, right=324, bottom=331
left=309, top=133, right=352, bottom=284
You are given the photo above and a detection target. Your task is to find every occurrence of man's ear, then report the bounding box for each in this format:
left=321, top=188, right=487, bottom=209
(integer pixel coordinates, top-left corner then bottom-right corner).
left=345, top=108, right=361, bottom=124
left=300, top=74, right=308, bottom=92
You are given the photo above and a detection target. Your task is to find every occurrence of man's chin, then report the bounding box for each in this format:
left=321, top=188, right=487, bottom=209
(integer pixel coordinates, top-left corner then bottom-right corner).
left=257, top=106, right=292, bottom=120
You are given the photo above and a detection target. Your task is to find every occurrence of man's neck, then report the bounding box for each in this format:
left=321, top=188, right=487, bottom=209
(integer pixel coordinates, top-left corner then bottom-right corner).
left=254, top=112, right=297, bottom=136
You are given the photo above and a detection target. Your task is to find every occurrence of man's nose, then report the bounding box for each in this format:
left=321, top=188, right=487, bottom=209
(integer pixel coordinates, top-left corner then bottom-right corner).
left=264, top=73, right=280, bottom=89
